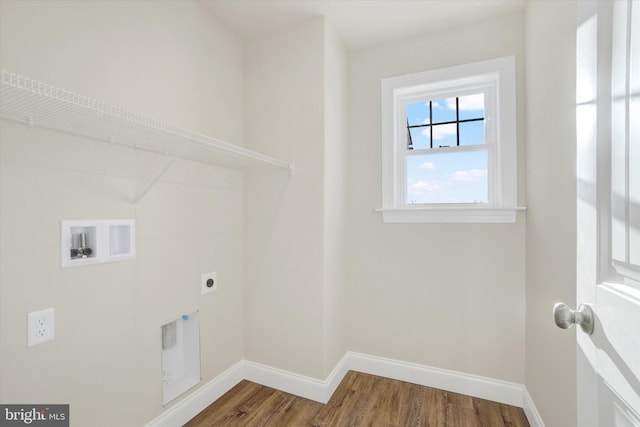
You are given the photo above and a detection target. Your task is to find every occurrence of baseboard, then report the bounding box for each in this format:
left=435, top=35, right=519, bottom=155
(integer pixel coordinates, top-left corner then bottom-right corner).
left=144, top=361, right=244, bottom=427
left=145, top=352, right=545, bottom=426
left=346, top=351, right=525, bottom=407
left=324, top=353, right=352, bottom=401
left=243, top=355, right=352, bottom=404
left=242, top=360, right=329, bottom=403
left=522, top=386, right=546, bottom=427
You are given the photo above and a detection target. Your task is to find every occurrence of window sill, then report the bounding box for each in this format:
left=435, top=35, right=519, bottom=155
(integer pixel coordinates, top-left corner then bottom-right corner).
left=375, top=206, right=526, bottom=224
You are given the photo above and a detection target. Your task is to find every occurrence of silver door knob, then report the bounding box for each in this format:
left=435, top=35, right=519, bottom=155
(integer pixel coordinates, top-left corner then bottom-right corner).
left=553, top=303, right=594, bottom=335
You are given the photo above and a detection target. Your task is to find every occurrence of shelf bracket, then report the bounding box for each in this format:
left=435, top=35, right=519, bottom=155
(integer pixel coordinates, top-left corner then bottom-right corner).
left=133, top=153, right=182, bottom=209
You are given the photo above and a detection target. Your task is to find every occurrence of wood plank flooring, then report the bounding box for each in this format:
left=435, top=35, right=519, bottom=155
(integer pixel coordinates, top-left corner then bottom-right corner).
left=185, top=371, right=530, bottom=426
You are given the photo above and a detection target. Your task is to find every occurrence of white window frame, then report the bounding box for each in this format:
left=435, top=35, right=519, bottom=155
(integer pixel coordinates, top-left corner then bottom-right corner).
left=379, top=56, right=519, bottom=223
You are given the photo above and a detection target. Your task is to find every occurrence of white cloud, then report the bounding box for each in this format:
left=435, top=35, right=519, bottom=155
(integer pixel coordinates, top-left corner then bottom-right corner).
left=448, top=169, right=488, bottom=181
left=410, top=180, right=440, bottom=192
left=445, top=98, right=456, bottom=110
left=419, top=162, right=436, bottom=170
left=446, top=94, right=484, bottom=111
left=423, top=123, right=456, bottom=140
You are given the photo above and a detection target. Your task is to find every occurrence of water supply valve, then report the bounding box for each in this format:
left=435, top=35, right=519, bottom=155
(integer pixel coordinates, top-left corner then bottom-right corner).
left=70, top=232, right=93, bottom=258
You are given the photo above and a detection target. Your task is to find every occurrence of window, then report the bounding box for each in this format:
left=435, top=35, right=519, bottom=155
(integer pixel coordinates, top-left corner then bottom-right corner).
left=406, top=92, right=488, bottom=204
left=380, top=56, right=519, bottom=223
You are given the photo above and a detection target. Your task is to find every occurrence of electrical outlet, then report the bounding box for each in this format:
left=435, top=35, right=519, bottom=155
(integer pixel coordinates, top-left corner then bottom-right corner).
left=201, top=271, right=217, bottom=295
left=28, top=308, right=54, bottom=346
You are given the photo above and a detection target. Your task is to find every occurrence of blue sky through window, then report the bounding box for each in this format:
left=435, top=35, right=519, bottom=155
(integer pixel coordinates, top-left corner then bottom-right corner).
left=405, top=94, right=487, bottom=204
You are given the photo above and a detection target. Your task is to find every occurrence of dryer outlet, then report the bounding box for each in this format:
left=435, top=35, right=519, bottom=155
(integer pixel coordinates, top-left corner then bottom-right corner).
left=201, top=272, right=217, bottom=295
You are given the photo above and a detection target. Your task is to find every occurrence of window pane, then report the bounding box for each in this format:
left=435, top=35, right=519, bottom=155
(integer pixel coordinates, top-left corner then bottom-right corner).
left=406, top=150, right=488, bottom=204
left=431, top=98, right=457, bottom=123
left=406, top=101, right=430, bottom=126
left=408, top=127, right=430, bottom=150
left=459, top=120, right=485, bottom=146
left=458, top=93, right=484, bottom=120
left=431, top=123, right=457, bottom=148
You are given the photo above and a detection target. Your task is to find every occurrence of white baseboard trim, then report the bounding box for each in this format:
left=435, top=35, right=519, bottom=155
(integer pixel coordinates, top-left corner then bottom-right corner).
left=242, top=353, right=351, bottom=404
left=522, top=386, right=546, bottom=427
left=244, top=353, right=350, bottom=403
left=144, top=361, right=244, bottom=427
left=324, top=353, right=352, bottom=401
left=346, top=351, right=524, bottom=407
left=242, top=360, right=330, bottom=403
left=145, top=352, right=545, bottom=427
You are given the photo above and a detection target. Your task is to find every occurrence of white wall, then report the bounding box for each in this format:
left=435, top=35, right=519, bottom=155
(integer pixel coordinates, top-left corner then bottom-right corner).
left=0, top=1, right=245, bottom=425
left=323, top=23, right=349, bottom=375
left=346, top=11, right=527, bottom=383
left=243, top=19, right=327, bottom=379
left=525, top=1, right=577, bottom=426
left=243, top=18, right=349, bottom=380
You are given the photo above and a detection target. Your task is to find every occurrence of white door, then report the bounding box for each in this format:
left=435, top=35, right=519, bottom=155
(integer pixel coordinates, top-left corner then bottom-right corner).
left=572, top=0, right=640, bottom=426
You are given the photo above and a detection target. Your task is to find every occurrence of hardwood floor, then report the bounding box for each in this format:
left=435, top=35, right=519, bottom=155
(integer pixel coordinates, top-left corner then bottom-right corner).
left=185, top=371, right=530, bottom=426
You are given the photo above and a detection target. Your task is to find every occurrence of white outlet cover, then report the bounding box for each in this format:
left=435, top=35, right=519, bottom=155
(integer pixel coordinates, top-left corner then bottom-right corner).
left=28, top=308, right=55, bottom=346
left=201, top=271, right=217, bottom=295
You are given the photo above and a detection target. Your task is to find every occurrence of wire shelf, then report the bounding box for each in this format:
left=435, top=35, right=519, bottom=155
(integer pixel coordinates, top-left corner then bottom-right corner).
left=0, top=69, right=293, bottom=173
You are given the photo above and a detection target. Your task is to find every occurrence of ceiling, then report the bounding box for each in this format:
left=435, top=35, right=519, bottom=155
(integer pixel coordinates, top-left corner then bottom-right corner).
left=200, top=0, right=527, bottom=50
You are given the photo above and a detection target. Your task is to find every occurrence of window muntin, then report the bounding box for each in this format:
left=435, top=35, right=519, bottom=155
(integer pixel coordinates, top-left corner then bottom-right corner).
left=407, top=94, right=485, bottom=150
